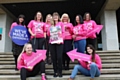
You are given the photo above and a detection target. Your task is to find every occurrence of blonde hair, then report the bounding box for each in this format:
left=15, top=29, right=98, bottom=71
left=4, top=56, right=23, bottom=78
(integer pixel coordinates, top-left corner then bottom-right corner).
left=61, top=13, right=70, bottom=22
left=17, top=43, right=32, bottom=62
left=45, top=14, right=52, bottom=22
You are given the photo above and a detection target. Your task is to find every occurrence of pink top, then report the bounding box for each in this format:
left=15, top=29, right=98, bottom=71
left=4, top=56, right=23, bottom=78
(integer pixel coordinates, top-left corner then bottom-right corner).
left=27, top=20, right=46, bottom=38
left=83, top=20, right=97, bottom=39
left=79, top=54, right=102, bottom=70
left=73, top=24, right=87, bottom=41
left=17, top=52, right=35, bottom=70
left=63, top=22, right=73, bottom=40
left=47, top=22, right=65, bottom=44
left=9, top=22, right=25, bottom=37
left=44, top=23, right=51, bottom=35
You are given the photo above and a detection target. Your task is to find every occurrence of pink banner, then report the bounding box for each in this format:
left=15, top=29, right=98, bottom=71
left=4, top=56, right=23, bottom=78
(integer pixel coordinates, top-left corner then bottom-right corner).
left=67, top=49, right=91, bottom=62
left=87, top=25, right=103, bottom=37
left=25, top=50, right=46, bottom=67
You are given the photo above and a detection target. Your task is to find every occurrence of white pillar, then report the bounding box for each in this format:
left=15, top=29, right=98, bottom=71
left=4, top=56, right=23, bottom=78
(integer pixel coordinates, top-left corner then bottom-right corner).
left=101, top=10, right=119, bottom=50
left=0, top=14, right=7, bottom=52
left=0, top=8, right=13, bottom=52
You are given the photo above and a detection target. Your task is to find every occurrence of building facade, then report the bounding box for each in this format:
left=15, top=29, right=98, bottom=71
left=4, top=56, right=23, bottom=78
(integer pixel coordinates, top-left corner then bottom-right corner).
left=0, top=0, right=120, bottom=52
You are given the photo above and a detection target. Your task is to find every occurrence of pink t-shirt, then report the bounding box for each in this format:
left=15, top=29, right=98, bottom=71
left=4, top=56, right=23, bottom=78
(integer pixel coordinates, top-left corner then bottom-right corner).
left=44, top=23, right=51, bottom=35
left=63, top=22, right=73, bottom=40
left=79, top=54, right=102, bottom=70
left=83, top=20, right=97, bottom=39
left=9, top=22, right=25, bottom=37
left=27, top=20, right=46, bottom=38
left=73, top=24, right=87, bottom=41
left=17, top=52, right=35, bottom=70
left=47, top=22, right=64, bottom=44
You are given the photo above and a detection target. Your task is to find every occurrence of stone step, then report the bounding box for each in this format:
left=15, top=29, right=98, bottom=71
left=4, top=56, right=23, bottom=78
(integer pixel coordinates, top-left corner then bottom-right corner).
left=0, top=52, right=120, bottom=56
left=0, top=69, right=120, bottom=75
left=0, top=59, right=119, bottom=65
left=0, top=74, right=120, bottom=80
left=0, top=64, right=120, bottom=70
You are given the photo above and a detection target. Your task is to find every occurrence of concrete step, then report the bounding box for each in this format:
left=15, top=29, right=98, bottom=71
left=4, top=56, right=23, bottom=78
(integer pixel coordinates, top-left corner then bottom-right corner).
left=0, top=59, right=119, bottom=65
left=0, top=64, right=120, bottom=70
left=0, top=69, right=120, bottom=75
left=0, top=74, right=120, bottom=80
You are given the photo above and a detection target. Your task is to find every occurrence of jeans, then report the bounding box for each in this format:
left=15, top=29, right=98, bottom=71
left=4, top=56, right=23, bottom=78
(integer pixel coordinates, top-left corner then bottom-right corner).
left=70, top=62, right=100, bottom=79
left=74, top=39, right=86, bottom=53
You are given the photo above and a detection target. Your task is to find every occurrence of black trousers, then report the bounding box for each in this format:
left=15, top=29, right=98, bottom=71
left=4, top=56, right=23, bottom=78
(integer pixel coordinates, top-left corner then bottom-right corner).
left=12, top=42, right=23, bottom=69
left=63, top=40, right=73, bottom=67
left=31, top=38, right=45, bottom=52
left=49, top=44, right=63, bottom=73
left=86, top=38, right=96, bottom=48
left=13, top=55, right=19, bottom=69
left=44, top=37, right=50, bottom=60
left=20, top=61, right=45, bottom=80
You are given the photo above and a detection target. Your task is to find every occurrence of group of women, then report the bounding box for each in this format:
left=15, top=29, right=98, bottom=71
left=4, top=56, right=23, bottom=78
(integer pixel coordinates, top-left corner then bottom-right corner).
left=9, top=11, right=102, bottom=80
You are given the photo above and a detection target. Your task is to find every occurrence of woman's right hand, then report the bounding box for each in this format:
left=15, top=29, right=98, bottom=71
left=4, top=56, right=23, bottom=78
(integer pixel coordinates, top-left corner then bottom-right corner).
left=32, top=34, right=36, bottom=37
left=27, top=66, right=33, bottom=70
left=72, top=35, right=76, bottom=40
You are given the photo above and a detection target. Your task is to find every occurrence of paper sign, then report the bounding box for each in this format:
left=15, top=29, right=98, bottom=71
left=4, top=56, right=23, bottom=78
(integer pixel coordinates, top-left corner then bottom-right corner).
left=10, top=25, right=30, bottom=45
left=25, top=50, right=46, bottom=68
left=50, top=26, right=63, bottom=44
left=67, top=49, right=91, bottom=62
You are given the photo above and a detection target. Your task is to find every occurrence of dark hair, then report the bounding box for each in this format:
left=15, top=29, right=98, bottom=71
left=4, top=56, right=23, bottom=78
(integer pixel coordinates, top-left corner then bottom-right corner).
left=34, top=11, right=43, bottom=22
left=86, top=45, right=95, bottom=62
left=74, top=15, right=83, bottom=26
left=16, top=14, right=25, bottom=26
left=52, top=12, right=60, bottom=22
left=83, top=12, right=91, bottom=20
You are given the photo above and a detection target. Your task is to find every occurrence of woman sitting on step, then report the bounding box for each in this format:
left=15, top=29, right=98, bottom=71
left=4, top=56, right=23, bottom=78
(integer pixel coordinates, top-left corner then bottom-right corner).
left=17, top=43, right=47, bottom=80
left=68, top=45, right=102, bottom=80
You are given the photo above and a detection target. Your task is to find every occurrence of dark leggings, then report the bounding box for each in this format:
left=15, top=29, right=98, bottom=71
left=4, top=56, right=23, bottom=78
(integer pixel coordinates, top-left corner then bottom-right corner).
left=63, top=40, right=73, bottom=68
left=86, top=38, right=96, bottom=48
left=49, top=44, right=63, bottom=73
left=31, top=38, right=45, bottom=52
left=44, top=37, right=50, bottom=60
left=13, top=55, right=19, bottom=69
left=20, top=61, right=45, bottom=80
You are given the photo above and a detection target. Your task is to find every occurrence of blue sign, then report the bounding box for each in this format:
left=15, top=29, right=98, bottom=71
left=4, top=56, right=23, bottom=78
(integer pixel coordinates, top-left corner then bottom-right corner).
left=10, top=25, right=30, bottom=45
left=0, top=28, right=3, bottom=34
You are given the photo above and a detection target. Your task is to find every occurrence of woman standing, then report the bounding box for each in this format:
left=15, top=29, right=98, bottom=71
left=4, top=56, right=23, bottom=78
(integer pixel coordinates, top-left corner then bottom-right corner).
left=44, top=14, right=52, bottom=64
left=17, top=43, right=47, bottom=80
left=73, top=15, right=87, bottom=53
left=61, top=13, right=73, bottom=70
left=83, top=12, right=97, bottom=48
left=9, top=14, right=25, bottom=70
left=68, top=45, right=102, bottom=80
left=28, top=11, right=46, bottom=52
left=48, top=12, right=64, bottom=77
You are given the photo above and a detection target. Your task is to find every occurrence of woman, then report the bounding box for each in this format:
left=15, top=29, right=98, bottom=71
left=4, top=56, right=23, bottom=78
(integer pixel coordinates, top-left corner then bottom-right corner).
left=83, top=12, right=97, bottom=48
left=44, top=14, right=52, bottom=64
left=68, top=45, right=102, bottom=80
left=28, top=11, right=46, bottom=52
left=73, top=15, right=87, bottom=53
left=17, top=43, right=47, bottom=80
left=61, top=13, right=73, bottom=70
left=9, top=14, right=25, bottom=70
left=48, top=12, right=64, bottom=77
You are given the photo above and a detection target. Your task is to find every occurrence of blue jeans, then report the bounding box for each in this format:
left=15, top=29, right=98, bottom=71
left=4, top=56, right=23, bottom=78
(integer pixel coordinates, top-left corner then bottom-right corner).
left=74, top=39, right=86, bottom=53
left=70, top=63, right=100, bottom=79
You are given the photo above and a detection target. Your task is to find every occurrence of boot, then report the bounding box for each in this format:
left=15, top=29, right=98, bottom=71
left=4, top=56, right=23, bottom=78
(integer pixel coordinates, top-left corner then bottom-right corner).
left=90, top=78, right=94, bottom=80
left=68, top=78, right=73, bottom=80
